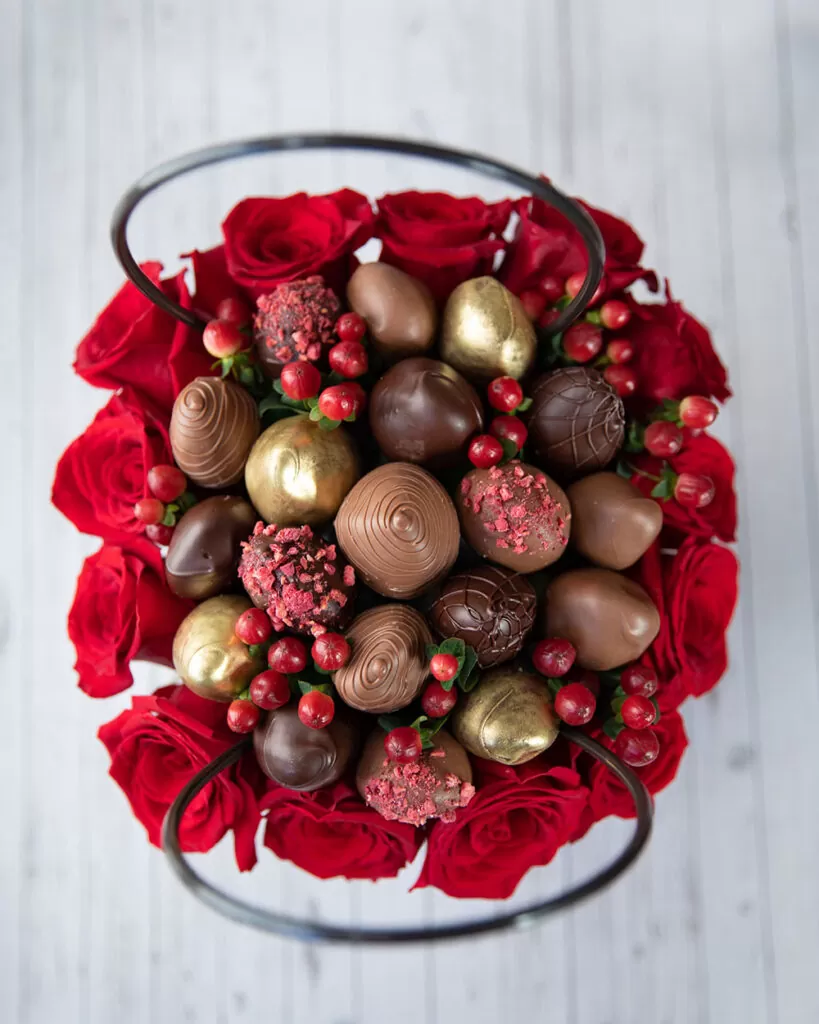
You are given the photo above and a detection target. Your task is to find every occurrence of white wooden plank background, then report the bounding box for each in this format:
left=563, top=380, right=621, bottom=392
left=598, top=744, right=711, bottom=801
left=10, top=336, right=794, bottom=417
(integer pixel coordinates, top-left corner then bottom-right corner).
left=1, top=0, right=817, bottom=1021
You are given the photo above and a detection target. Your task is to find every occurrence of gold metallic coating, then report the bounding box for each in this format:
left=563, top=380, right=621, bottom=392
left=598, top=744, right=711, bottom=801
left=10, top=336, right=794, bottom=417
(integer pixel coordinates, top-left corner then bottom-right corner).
left=244, top=415, right=360, bottom=527
left=172, top=595, right=264, bottom=701
left=440, top=276, right=537, bottom=382
left=452, top=668, right=559, bottom=765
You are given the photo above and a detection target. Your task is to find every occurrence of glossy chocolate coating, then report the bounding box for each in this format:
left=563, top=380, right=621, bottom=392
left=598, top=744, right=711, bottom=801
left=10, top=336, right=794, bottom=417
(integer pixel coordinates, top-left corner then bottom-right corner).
left=346, top=262, right=437, bottom=360
left=456, top=462, right=571, bottom=573
left=253, top=706, right=358, bottom=792
left=170, top=376, right=260, bottom=488
left=356, top=729, right=474, bottom=826
left=335, top=463, right=459, bottom=598
left=165, top=496, right=257, bottom=600
left=430, top=565, right=537, bottom=668
left=333, top=604, right=432, bottom=714
left=528, top=367, right=625, bottom=479
left=369, top=357, right=484, bottom=467
left=566, top=472, right=663, bottom=570
left=542, top=567, right=660, bottom=671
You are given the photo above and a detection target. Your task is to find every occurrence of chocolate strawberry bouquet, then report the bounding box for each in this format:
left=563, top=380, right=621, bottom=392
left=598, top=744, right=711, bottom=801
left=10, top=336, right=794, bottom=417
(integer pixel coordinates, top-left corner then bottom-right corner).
left=54, top=188, right=738, bottom=899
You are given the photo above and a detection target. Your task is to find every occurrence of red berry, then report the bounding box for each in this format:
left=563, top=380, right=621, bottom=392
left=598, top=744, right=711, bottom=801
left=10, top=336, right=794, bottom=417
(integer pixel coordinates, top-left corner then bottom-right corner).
left=562, top=322, right=603, bottom=363
left=644, top=420, right=684, bottom=458
left=203, top=319, right=245, bottom=359
left=468, top=434, right=504, bottom=468
left=328, top=340, right=368, bottom=379
left=384, top=726, right=423, bottom=764
left=554, top=683, right=596, bottom=726
left=145, top=523, right=174, bottom=545
left=532, top=638, right=576, bottom=678
left=570, top=668, right=600, bottom=698
left=621, top=694, right=656, bottom=730
left=268, top=636, right=308, bottom=675
left=566, top=272, right=604, bottom=305
left=421, top=681, right=458, bottom=718
left=614, top=727, right=660, bottom=767
left=335, top=312, right=367, bottom=344
left=147, top=464, right=187, bottom=503
left=429, top=652, right=459, bottom=683
left=620, top=664, right=658, bottom=698
left=216, top=297, right=251, bottom=328
left=249, top=670, right=291, bottom=710
left=487, top=376, right=524, bottom=413
left=134, top=497, right=165, bottom=526
left=604, top=364, right=638, bottom=397
left=679, top=395, right=718, bottom=430
left=226, top=699, right=260, bottom=734
left=539, top=308, right=561, bottom=329
left=600, top=299, right=631, bottom=330
left=298, top=690, right=335, bottom=729
left=280, top=360, right=322, bottom=401
left=234, top=607, right=272, bottom=645
left=318, top=382, right=366, bottom=422
left=519, top=290, right=547, bottom=321
left=606, top=338, right=634, bottom=364
left=489, top=415, right=528, bottom=451
left=311, top=632, right=351, bottom=671
left=674, top=473, right=715, bottom=509
left=539, top=275, right=564, bottom=303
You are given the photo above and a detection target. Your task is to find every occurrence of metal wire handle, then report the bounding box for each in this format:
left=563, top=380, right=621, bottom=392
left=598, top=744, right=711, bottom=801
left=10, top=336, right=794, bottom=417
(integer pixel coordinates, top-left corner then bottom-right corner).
left=162, top=729, right=652, bottom=944
left=109, top=132, right=605, bottom=335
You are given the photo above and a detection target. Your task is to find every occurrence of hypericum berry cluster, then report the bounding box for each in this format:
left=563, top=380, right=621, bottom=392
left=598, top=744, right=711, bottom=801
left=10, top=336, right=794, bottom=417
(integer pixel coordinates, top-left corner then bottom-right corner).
left=532, top=638, right=597, bottom=726
left=626, top=396, right=720, bottom=509
left=202, top=303, right=259, bottom=387
left=225, top=627, right=352, bottom=734
left=133, top=463, right=195, bottom=544
left=468, top=377, right=532, bottom=468
left=604, top=663, right=661, bottom=767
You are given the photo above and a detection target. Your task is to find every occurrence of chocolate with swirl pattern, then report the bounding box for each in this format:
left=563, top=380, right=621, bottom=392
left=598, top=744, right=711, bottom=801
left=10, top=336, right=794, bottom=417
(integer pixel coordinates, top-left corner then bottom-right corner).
left=333, top=604, right=433, bottom=714
left=334, top=463, right=459, bottom=599
left=170, top=376, right=260, bottom=488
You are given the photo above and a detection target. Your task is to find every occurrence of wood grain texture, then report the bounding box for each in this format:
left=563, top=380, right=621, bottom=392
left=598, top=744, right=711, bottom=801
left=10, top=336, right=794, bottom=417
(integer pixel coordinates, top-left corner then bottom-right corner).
left=1, top=0, right=818, bottom=1021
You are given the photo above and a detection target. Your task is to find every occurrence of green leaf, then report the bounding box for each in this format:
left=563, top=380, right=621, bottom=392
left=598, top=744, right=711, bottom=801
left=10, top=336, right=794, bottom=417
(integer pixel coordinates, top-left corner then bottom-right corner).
left=438, top=676, right=456, bottom=693
left=238, top=365, right=255, bottom=386
left=459, top=666, right=481, bottom=693
left=650, top=466, right=676, bottom=500
left=297, top=679, right=314, bottom=696
left=616, top=459, right=634, bottom=480
left=247, top=643, right=266, bottom=661
left=177, top=490, right=197, bottom=513
left=602, top=718, right=624, bottom=741
left=499, top=437, right=519, bottom=462
left=259, top=393, right=301, bottom=417
left=419, top=712, right=452, bottom=749
left=425, top=644, right=440, bottom=662
left=438, top=637, right=466, bottom=659
left=611, top=684, right=626, bottom=699
left=273, top=379, right=285, bottom=396
left=651, top=696, right=661, bottom=724
left=599, top=671, right=622, bottom=689
left=297, top=680, right=332, bottom=696
left=409, top=714, right=428, bottom=733
left=343, top=412, right=357, bottom=423
left=378, top=713, right=406, bottom=734
left=546, top=677, right=563, bottom=698
left=585, top=310, right=602, bottom=325
left=327, top=370, right=345, bottom=386
left=318, top=416, right=341, bottom=431
left=516, top=396, right=533, bottom=413
left=220, top=359, right=232, bottom=379
left=624, top=420, right=645, bottom=453
left=611, top=695, right=627, bottom=717
left=314, top=664, right=332, bottom=676
left=306, top=395, right=319, bottom=409
left=160, top=507, right=176, bottom=527
left=457, top=646, right=479, bottom=689
left=309, top=405, right=322, bottom=421
left=238, top=687, right=250, bottom=702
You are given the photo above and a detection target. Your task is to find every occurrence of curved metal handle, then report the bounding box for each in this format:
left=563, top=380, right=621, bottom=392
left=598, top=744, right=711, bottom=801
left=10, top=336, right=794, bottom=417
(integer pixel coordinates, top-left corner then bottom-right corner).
left=161, top=729, right=652, bottom=945
left=109, top=132, right=605, bottom=336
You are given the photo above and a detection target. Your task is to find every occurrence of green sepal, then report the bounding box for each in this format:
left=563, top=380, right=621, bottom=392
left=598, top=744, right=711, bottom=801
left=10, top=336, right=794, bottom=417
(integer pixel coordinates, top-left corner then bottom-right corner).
left=160, top=505, right=177, bottom=527
left=318, top=416, right=341, bottom=431
left=419, top=712, right=451, bottom=750
left=309, top=405, right=322, bottom=421
left=651, top=398, right=682, bottom=423
left=616, top=459, right=634, bottom=480
left=378, top=713, right=406, bottom=734
left=343, top=411, right=357, bottom=423
left=247, top=643, right=268, bottom=662
left=297, top=679, right=332, bottom=696
left=499, top=437, right=519, bottom=462
left=611, top=695, right=627, bottom=717
left=516, top=396, right=533, bottom=413
left=651, top=696, right=661, bottom=724
left=585, top=310, right=602, bottom=325
left=546, top=677, right=563, bottom=699
left=313, top=664, right=332, bottom=676
left=409, top=714, right=428, bottom=733
left=219, top=357, right=234, bottom=379
left=237, top=687, right=251, bottom=702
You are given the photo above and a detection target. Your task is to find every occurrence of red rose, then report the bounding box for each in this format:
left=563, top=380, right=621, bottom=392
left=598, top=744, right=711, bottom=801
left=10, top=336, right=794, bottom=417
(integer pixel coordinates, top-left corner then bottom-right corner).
left=652, top=538, right=739, bottom=711
left=499, top=194, right=657, bottom=299
left=98, top=684, right=261, bottom=870
left=414, top=759, right=588, bottom=900
left=260, top=779, right=421, bottom=881
left=581, top=710, right=689, bottom=827
left=73, top=262, right=213, bottom=411
left=375, top=191, right=512, bottom=302
left=626, top=291, right=731, bottom=403
left=630, top=431, right=737, bottom=542
left=184, top=246, right=246, bottom=319
left=68, top=538, right=193, bottom=697
left=52, top=387, right=171, bottom=541
left=221, top=190, right=375, bottom=299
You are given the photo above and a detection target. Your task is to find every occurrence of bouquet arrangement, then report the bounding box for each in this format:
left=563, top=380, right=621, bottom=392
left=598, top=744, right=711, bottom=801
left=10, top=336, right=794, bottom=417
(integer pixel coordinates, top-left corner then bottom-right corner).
left=54, top=182, right=738, bottom=899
